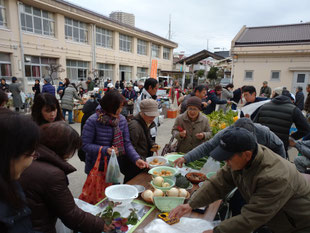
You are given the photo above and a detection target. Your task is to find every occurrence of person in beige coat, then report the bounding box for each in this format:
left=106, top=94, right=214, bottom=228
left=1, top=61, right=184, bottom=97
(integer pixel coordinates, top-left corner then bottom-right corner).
left=170, top=127, right=310, bottom=233
left=171, top=96, right=212, bottom=153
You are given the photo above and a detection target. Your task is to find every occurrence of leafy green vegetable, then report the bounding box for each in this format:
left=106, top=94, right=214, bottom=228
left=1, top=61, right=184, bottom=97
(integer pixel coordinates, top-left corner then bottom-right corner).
left=175, top=174, right=190, bottom=188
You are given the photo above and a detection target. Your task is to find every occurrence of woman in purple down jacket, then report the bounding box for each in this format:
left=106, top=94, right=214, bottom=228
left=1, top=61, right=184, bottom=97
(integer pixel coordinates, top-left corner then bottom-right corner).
left=82, top=89, right=148, bottom=182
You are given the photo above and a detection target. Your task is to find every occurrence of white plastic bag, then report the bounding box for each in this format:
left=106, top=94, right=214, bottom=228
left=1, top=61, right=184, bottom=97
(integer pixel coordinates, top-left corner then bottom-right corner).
left=241, top=100, right=270, bottom=117
left=143, top=217, right=214, bottom=233
left=201, top=157, right=220, bottom=175
left=106, top=149, right=124, bottom=184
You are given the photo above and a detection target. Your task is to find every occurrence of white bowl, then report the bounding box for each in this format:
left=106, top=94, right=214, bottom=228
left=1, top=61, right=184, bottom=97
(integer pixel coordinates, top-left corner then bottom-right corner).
left=105, top=184, right=138, bottom=207
left=146, top=156, right=168, bottom=168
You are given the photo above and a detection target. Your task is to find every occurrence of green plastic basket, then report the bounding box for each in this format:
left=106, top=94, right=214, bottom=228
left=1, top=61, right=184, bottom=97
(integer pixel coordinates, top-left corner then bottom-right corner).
left=148, top=166, right=178, bottom=179
left=206, top=172, right=216, bottom=179
left=165, top=153, right=184, bottom=166
left=153, top=196, right=185, bottom=212
left=151, top=177, right=175, bottom=191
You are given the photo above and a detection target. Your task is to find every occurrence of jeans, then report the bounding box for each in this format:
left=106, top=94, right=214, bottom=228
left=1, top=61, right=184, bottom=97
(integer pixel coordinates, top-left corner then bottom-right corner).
left=62, top=109, right=73, bottom=123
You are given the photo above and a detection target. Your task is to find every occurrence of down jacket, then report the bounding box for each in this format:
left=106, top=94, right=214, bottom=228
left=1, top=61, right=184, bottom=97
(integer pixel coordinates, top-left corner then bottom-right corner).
left=19, top=145, right=107, bottom=233
left=189, top=144, right=310, bottom=233
left=42, top=83, right=55, bottom=96
left=61, top=84, right=82, bottom=111
left=82, top=106, right=140, bottom=174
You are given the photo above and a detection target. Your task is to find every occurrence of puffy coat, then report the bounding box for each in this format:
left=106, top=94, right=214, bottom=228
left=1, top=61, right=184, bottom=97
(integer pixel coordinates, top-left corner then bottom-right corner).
left=19, top=145, right=106, bottom=233
left=9, top=83, right=23, bottom=108
left=189, top=144, right=310, bottom=233
left=0, top=182, right=38, bottom=233
left=295, top=91, right=305, bottom=111
left=82, top=107, right=140, bottom=174
left=128, top=114, right=156, bottom=159
left=61, top=84, right=82, bottom=111
left=42, top=83, right=55, bottom=96
left=172, top=111, right=212, bottom=153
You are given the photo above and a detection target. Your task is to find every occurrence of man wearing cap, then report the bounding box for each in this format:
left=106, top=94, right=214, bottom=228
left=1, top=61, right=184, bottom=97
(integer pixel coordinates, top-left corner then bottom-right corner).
left=170, top=127, right=310, bottom=233
left=42, top=76, right=55, bottom=96
left=172, top=96, right=212, bottom=153
left=254, top=90, right=310, bottom=152
left=127, top=99, right=160, bottom=179
left=122, top=83, right=137, bottom=116
left=260, top=81, right=272, bottom=98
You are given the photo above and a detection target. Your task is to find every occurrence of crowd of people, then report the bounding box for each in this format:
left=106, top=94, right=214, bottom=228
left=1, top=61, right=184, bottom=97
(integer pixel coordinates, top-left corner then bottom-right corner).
left=1, top=76, right=310, bottom=233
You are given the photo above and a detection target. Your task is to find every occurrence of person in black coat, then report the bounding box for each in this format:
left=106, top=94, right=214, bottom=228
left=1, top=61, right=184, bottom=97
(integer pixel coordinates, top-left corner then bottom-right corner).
left=204, top=85, right=231, bottom=115
left=0, top=78, right=9, bottom=92
left=295, top=86, right=305, bottom=111
left=32, top=79, right=41, bottom=99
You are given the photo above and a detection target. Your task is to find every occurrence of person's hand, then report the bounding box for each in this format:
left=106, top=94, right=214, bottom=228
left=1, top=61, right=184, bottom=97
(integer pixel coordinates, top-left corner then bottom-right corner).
left=104, top=223, right=115, bottom=232
left=136, top=159, right=149, bottom=169
left=227, top=100, right=231, bottom=105
left=179, top=130, right=186, bottom=138
left=203, top=230, right=213, bottom=233
left=207, top=100, right=212, bottom=105
left=169, top=204, right=192, bottom=219
left=196, top=133, right=205, bottom=140
left=107, top=146, right=119, bottom=156
left=202, top=102, right=208, bottom=107
left=289, top=138, right=296, bottom=147
left=174, top=157, right=186, bottom=168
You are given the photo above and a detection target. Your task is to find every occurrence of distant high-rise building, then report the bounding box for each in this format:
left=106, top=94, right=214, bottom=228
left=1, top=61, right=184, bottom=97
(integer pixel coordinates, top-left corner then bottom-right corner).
left=109, top=11, right=135, bottom=27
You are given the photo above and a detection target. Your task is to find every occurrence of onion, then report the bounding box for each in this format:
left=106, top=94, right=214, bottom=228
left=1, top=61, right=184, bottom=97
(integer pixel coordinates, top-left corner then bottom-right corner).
left=167, top=187, right=179, bottom=197
left=162, top=182, right=170, bottom=187
left=153, top=188, right=164, bottom=197
left=154, top=176, right=164, bottom=187
left=178, top=188, right=188, bottom=198
left=143, top=190, right=154, bottom=201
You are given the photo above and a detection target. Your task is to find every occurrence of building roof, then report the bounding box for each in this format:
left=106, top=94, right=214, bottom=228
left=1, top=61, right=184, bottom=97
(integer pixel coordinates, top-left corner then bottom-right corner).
left=214, top=51, right=230, bottom=58
left=235, top=22, right=310, bottom=46
left=176, top=49, right=225, bottom=65
left=54, top=0, right=177, bottom=47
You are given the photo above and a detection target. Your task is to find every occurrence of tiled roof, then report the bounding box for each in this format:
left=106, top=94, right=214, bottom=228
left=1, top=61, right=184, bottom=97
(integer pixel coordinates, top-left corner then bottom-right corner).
left=235, top=23, right=310, bottom=46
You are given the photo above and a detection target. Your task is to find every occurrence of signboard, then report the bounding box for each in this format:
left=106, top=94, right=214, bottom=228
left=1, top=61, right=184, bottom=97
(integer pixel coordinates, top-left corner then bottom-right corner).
left=150, top=59, right=158, bottom=79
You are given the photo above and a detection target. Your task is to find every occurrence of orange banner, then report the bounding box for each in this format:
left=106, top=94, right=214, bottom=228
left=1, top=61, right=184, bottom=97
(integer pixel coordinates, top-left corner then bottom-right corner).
left=150, top=59, right=158, bottom=79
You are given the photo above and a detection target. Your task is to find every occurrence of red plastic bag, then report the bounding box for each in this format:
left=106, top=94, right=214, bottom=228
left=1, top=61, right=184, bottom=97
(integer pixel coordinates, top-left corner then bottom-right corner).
left=79, top=147, right=112, bottom=205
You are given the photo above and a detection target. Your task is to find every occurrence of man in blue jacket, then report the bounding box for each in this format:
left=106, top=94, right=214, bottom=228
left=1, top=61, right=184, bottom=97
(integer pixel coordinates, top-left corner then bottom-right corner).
left=42, top=77, right=55, bottom=96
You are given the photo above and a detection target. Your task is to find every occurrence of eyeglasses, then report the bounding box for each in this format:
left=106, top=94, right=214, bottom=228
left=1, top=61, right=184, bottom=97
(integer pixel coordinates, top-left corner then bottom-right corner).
left=187, top=108, right=200, bottom=112
left=25, top=151, right=40, bottom=160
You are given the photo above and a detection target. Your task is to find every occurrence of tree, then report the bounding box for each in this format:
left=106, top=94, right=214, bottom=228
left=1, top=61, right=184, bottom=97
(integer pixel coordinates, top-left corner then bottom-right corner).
left=45, top=64, right=65, bottom=85
left=196, top=69, right=205, bottom=78
left=207, top=67, right=219, bottom=87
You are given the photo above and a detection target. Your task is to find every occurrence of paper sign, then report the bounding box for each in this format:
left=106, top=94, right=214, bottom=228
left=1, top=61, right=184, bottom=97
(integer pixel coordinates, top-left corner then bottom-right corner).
left=150, top=60, right=158, bottom=79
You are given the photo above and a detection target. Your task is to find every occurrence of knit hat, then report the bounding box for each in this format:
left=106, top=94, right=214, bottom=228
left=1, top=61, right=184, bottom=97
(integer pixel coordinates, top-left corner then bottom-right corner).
left=273, top=87, right=283, bottom=96
left=140, top=99, right=159, bottom=117
left=186, top=96, right=202, bottom=110
left=44, top=76, right=51, bottom=83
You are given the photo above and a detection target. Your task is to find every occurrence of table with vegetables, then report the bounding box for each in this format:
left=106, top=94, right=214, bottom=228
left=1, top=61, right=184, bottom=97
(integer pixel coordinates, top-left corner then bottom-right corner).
left=95, top=110, right=238, bottom=233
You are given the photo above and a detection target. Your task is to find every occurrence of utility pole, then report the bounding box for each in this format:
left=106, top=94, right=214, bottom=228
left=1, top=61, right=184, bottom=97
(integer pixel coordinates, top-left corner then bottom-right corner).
left=168, top=14, right=171, bottom=40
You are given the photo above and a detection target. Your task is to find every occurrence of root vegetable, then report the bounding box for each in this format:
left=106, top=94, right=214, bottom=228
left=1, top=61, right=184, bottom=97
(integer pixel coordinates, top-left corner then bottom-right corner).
left=154, top=176, right=164, bottom=187
left=167, top=188, right=179, bottom=197
left=178, top=188, right=188, bottom=198
left=153, top=189, right=164, bottom=197
left=162, top=182, right=170, bottom=187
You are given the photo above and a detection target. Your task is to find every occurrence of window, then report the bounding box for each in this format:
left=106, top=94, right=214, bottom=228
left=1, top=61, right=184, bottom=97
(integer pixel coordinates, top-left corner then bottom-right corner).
left=0, top=53, right=11, bottom=80
left=137, top=39, right=147, bottom=55
left=0, top=0, right=7, bottom=27
left=151, top=44, right=160, bottom=58
left=119, top=65, right=132, bottom=81
left=66, top=60, right=88, bottom=81
left=137, top=67, right=148, bottom=79
left=96, top=27, right=113, bottom=48
left=271, top=71, right=280, bottom=81
left=20, top=4, right=54, bottom=36
left=244, top=70, right=253, bottom=80
left=163, top=47, right=170, bottom=60
left=24, top=56, right=56, bottom=81
left=297, top=74, right=306, bottom=83
left=65, top=17, right=88, bottom=43
left=97, top=63, right=113, bottom=80
left=119, top=34, right=132, bottom=52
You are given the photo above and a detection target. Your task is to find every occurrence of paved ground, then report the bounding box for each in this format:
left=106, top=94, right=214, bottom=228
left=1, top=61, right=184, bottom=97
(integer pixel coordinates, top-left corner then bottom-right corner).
left=67, top=117, right=298, bottom=198
left=67, top=118, right=176, bottom=197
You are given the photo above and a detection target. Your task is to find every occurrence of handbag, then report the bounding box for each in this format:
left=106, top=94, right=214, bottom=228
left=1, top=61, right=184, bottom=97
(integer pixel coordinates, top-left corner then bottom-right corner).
left=79, top=147, right=112, bottom=204
left=161, top=135, right=178, bottom=156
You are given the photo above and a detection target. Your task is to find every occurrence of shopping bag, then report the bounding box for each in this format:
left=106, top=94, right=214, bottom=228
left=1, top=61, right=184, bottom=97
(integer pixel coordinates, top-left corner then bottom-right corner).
left=161, top=135, right=177, bottom=156
left=105, top=149, right=124, bottom=184
left=79, top=147, right=112, bottom=205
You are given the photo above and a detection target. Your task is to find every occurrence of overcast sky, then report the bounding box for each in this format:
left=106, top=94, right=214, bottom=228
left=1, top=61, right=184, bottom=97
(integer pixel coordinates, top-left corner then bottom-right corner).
left=68, top=0, right=310, bottom=55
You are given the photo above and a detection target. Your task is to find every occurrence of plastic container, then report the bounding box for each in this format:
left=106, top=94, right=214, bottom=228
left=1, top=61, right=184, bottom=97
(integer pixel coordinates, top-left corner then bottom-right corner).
left=167, top=110, right=177, bottom=118
left=146, top=156, right=168, bottom=168
left=153, top=196, right=185, bottom=212
left=151, top=177, right=175, bottom=191
left=165, top=153, right=184, bottom=166
left=105, top=184, right=138, bottom=207
left=148, top=166, right=178, bottom=179
left=206, top=172, right=216, bottom=179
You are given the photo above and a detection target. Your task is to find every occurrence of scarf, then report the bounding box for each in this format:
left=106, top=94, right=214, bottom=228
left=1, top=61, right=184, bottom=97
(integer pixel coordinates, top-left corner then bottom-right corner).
left=96, top=108, right=125, bottom=155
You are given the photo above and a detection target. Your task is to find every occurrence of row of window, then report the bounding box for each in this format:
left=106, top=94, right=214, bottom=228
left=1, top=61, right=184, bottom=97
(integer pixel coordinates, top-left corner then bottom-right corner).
left=244, top=70, right=281, bottom=81
left=0, top=1, right=171, bottom=59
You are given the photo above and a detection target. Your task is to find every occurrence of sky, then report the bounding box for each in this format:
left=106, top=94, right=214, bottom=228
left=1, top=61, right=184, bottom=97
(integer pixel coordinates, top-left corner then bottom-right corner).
left=68, top=0, right=310, bottom=55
